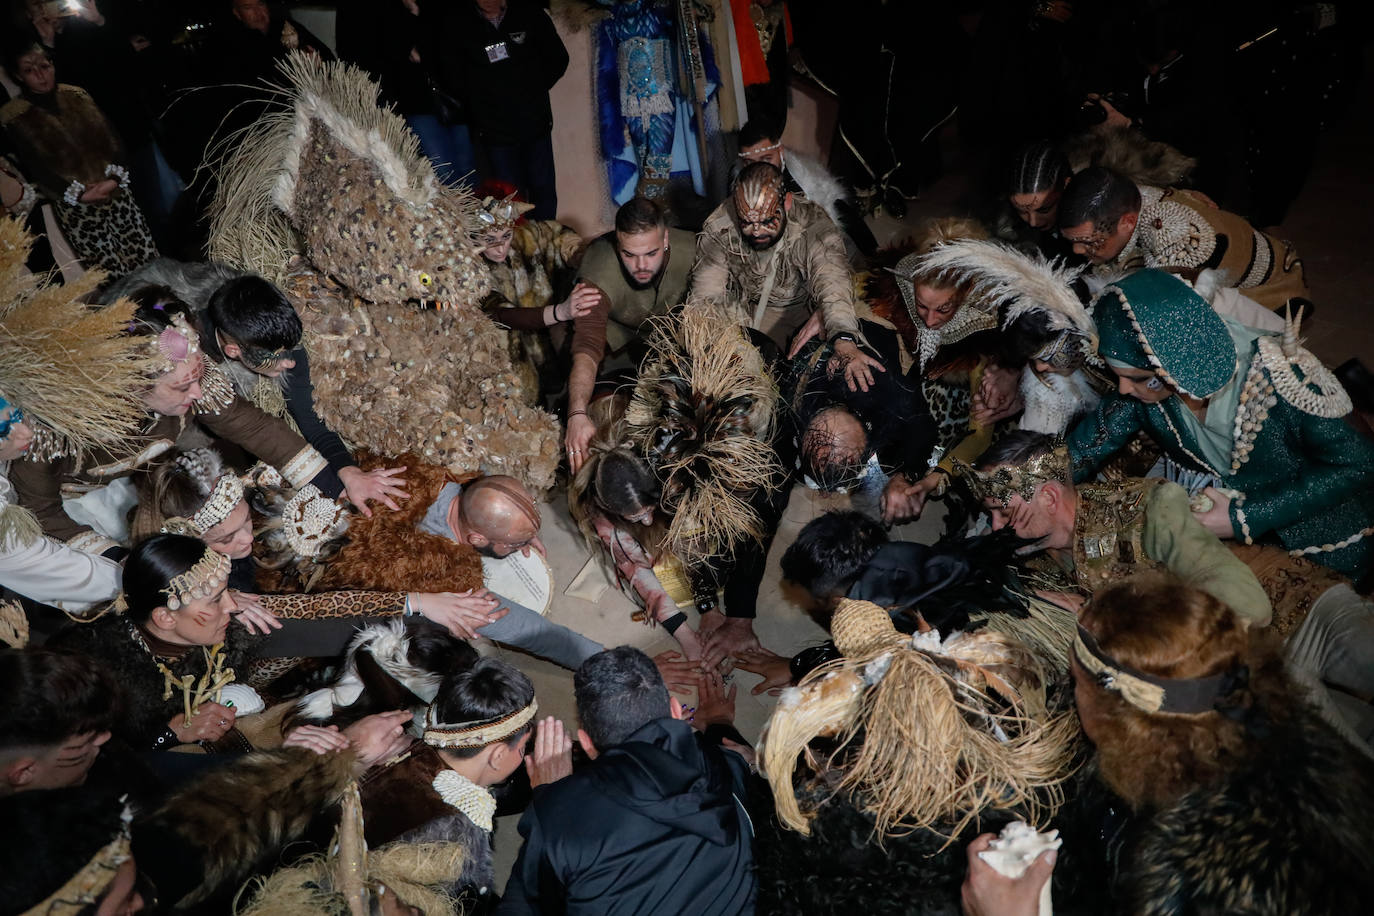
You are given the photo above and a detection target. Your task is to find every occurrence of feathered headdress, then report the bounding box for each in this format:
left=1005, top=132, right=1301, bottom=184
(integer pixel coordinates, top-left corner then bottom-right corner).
left=624, top=306, right=784, bottom=565
left=914, top=239, right=1094, bottom=351
left=760, top=599, right=1079, bottom=844
left=0, top=218, right=159, bottom=463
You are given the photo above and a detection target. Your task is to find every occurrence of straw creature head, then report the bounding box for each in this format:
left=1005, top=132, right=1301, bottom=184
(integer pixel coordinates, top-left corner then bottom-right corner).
left=0, top=218, right=160, bottom=461
left=761, top=599, right=1079, bottom=844
left=624, top=305, right=783, bottom=564
left=210, top=53, right=491, bottom=309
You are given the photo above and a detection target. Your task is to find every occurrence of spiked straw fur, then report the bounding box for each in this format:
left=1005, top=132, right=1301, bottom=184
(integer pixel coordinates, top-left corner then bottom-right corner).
left=625, top=305, right=783, bottom=564
left=0, top=218, right=158, bottom=462
left=236, top=842, right=465, bottom=916
left=914, top=239, right=1095, bottom=349
left=206, top=55, right=559, bottom=490
left=761, top=600, right=1079, bottom=844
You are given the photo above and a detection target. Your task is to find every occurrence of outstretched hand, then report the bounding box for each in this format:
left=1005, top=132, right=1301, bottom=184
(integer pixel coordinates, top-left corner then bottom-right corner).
left=654, top=650, right=704, bottom=696
left=525, top=716, right=574, bottom=788
left=692, top=669, right=737, bottom=728
left=339, top=465, right=409, bottom=518
left=733, top=647, right=792, bottom=695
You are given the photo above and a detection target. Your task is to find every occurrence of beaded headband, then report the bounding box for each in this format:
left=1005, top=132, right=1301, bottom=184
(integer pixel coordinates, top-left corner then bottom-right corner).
left=20, top=805, right=133, bottom=916
left=423, top=699, right=538, bottom=749
left=280, top=484, right=349, bottom=558
left=191, top=473, right=246, bottom=533
left=1073, top=625, right=1235, bottom=715
left=954, top=442, right=1070, bottom=509
left=164, top=546, right=232, bottom=610
left=738, top=140, right=782, bottom=158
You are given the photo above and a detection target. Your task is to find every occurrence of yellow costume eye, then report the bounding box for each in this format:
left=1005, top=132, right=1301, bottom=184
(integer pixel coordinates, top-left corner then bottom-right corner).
left=419, top=273, right=433, bottom=287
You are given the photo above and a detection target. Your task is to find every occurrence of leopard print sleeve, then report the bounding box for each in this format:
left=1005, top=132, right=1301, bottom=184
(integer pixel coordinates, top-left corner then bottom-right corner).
left=257, top=590, right=406, bottom=620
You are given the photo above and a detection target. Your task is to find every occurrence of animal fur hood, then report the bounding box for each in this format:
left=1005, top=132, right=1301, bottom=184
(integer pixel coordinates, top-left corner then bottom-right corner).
left=1120, top=708, right=1374, bottom=915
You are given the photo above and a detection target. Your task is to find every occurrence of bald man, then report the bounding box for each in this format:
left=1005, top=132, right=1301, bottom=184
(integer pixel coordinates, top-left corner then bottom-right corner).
left=418, top=475, right=602, bottom=669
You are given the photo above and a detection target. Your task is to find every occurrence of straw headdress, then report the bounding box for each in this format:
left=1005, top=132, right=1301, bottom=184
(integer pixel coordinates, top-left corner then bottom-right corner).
left=760, top=599, right=1080, bottom=844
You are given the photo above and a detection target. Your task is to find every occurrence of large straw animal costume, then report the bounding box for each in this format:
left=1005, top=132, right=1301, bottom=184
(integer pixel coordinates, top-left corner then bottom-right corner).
left=208, top=55, right=560, bottom=491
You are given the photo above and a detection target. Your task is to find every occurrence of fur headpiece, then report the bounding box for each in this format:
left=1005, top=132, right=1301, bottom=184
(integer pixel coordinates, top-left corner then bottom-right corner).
left=0, top=218, right=159, bottom=462
left=477, top=194, right=535, bottom=234
left=624, top=306, right=783, bottom=564
left=760, top=599, right=1079, bottom=843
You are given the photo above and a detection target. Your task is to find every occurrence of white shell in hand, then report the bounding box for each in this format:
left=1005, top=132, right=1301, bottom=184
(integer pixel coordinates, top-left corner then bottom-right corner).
left=978, top=821, right=1061, bottom=916
left=219, top=684, right=265, bottom=715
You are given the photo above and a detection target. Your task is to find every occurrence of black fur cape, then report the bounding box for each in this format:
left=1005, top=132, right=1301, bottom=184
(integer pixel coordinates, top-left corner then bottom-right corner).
left=1119, top=709, right=1374, bottom=914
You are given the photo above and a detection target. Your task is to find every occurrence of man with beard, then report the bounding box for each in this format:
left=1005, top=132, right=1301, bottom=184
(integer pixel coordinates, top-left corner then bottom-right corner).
left=565, top=197, right=696, bottom=469
left=690, top=161, right=881, bottom=392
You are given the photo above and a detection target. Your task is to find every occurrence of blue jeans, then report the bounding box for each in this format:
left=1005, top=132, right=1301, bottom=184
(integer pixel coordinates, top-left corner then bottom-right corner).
left=406, top=115, right=477, bottom=188
left=480, top=132, right=557, bottom=220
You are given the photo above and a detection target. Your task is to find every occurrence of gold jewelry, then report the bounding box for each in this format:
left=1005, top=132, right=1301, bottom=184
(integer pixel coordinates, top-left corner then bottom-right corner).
left=165, top=546, right=231, bottom=611
left=954, top=442, right=1070, bottom=509
left=423, top=699, right=537, bottom=749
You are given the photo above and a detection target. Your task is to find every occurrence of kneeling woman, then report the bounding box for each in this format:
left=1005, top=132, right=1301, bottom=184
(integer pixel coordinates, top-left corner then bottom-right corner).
left=50, top=534, right=273, bottom=754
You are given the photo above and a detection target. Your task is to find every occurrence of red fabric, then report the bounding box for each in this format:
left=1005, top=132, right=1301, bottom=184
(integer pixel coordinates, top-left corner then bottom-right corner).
left=729, top=0, right=792, bottom=87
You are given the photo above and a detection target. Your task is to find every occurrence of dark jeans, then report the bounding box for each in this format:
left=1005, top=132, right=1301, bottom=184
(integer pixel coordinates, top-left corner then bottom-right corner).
left=406, top=114, right=477, bottom=188
left=480, top=132, right=557, bottom=219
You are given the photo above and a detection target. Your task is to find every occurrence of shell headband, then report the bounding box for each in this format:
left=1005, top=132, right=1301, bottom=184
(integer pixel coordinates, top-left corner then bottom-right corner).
left=148, top=312, right=203, bottom=375
left=161, top=472, right=246, bottom=537
left=164, top=546, right=232, bottom=610
left=1073, top=625, right=1238, bottom=715
left=423, top=699, right=538, bottom=749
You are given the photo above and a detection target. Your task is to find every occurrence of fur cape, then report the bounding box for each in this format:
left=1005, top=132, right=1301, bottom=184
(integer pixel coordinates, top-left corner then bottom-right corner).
left=1119, top=706, right=1374, bottom=914
left=208, top=54, right=561, bottom=491
left=254, top=452, right=484, bottom=596
left=133, top=747, right=355, bottom=910
left=785, top=149, right=851, bottom=230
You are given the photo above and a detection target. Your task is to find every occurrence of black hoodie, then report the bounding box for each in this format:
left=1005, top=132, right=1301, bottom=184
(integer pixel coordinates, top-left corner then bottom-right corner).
left=499, top=717, right=755, bottom=915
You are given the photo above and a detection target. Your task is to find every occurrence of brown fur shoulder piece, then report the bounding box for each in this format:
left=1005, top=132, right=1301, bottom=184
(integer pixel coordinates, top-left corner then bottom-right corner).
left=1063, top=124, right=1197, bottom=188
left=135, top=747, right=355, bottom=909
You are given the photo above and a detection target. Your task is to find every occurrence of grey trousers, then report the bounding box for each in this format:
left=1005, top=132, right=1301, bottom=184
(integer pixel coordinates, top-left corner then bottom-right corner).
left=1286, top=583, right=1374, bottom=754
left=478, top=592, right=603, bottom=671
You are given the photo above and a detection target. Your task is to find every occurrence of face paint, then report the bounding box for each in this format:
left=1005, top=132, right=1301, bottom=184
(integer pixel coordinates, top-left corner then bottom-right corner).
left=733, top=164, right=787, bottom=251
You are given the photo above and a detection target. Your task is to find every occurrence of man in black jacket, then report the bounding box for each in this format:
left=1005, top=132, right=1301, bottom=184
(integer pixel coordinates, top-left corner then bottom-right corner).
left=499, top=646, right=756, bottom=914
left=429, top=0, right=569, bottom=218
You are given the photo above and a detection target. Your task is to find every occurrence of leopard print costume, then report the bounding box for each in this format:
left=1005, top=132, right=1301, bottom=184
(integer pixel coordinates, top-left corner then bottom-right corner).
left=54, top=191, right=157, bottom=277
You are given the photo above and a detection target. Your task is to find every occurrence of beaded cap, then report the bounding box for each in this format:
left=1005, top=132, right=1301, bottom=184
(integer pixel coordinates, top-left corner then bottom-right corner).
left=1094, top=270, right=1237, bottom=398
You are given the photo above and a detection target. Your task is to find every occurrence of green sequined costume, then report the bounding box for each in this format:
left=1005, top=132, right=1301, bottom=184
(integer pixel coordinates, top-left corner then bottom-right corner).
left=1068, top=270, right=1374, bottom=581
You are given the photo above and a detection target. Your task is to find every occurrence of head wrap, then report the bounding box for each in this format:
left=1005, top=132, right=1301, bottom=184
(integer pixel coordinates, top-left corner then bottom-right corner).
left=1073, top=624, right=1240, bottom=715
left=1094, top=270, right=1237, bottom=398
